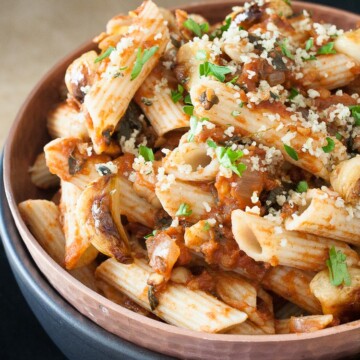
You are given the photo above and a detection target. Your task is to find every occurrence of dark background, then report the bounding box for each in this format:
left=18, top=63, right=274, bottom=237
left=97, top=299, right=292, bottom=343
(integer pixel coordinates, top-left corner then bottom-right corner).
left=1, top=1, right=359, bottom=359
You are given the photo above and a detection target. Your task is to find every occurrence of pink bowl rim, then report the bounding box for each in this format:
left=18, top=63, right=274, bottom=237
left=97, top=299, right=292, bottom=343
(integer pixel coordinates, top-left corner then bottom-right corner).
left=4, top=0, right=360, bottom=344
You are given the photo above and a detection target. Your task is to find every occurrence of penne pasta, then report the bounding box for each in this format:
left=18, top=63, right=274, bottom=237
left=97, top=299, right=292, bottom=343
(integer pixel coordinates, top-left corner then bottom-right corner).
left=330, top=155, right=360, bottom=205
left=29, top=152, right=59, bottom=189
left=134, top=63, right=190, bottom=136
left=44, top=137, right=111, bottom=190
left=84, top=0, right=170, bottom=153
left=285, top=188, right=360, bottom=245
left=335, top=28, right=360, bottom=63
left=300, top=54, right=360, bottom=90
left=190, top=78, right=347, bottom=181
left=96, top=258, right=247, bottom=333
left=310, top=267, right=360, bottom=322
left=163, top=141, right=220, bottom=181
left=232, top=209, right=359, bottom=271
left=155, top=177, right=216, bottom=221
left=262, top=266, right=322, bottom=315
left=227, top=320, right=266, bottom=335
left=18, top=199, right=97, bottom=291
left=60, top=180, right=98, bottom=269
left=47, top=101, right=88, bottom=140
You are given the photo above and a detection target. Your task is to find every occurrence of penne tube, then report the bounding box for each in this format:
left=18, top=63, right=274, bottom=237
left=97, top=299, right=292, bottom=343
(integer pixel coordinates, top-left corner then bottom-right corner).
left=60, top=181, right=98, bottom=270
left=76, top=175, right=132, bottom=263
left=44, top=137, right=111, bottom=190
left=18, top=199, right=97, bottom=291
left=227, top=320, right=266, bottom=335
left=47, top=101, right=89, bottom=140
left=232, top=209, right=359, bottom=271
left=275, top=319, right=290, bottom=334
left=330, top=155, right=360, bottom=205
left=65, top=51, right=98, bottom=102
left=276, top=315, right=334, bottom=334
left=96, top=279, right=152, bottom=317
left=216, top=272, right=275, bottom=334
left=163, top=142, right=219, bottom=181
left=155, top=177, right=216, bottom=221
left=300, top=54, right=360, bottom=90
left=190, top=78, right=347, bottom=181
left=134, top=64, right=190, bottom=136
left=285, top=188, right=360, bottom=245
left=310, top=267, right=360, bottom=322
left=29, top=152, right=59, bottom=189
left=335, top=28, right=360, bottom=63
left=275, top=301, right=307, bottom=320
left=96, top=258, right=247, bottom=333
left=262, top=266, right=322, bottom=315
left=84, top=0, right=170, bottom=153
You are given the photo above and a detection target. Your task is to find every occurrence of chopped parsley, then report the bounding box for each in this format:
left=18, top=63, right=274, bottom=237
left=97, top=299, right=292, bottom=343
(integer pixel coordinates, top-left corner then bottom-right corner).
left=305, top=38, right=314, bottom=51
left=131, top=46, right=159, bottom=80
left=203, top=221, right=211, bottom=231
left=199, top=62, right=232, bottom=82
left=188, top=116, right=207, bottom=141
left=279, top=39, right=294, bottom=60
left=183, top=105, right=194, bottom=115
left=209, top=140, right=247, bottom=176
left=322, top=137, right=335, bottom=153
left=171, top=84, right=184, bottom=103
left=326, top=246, right=351, bottom=287
left=226, top=75, right=239, bottom=85
left=139, top=145, right=155, bottom=162
left=210, top=16, right=232, bottom=39
left=144, top=230, right=157, bottom=239
left=317, top=42, right=336, bottom=55
left=94, top=46, right=115, bottom=63
left=288, top=88, right=299, bottom=100
left=176, top=203, right=193, bottom=217
left=231, top=110, right=241, bottom=117
left=296, top=181, right=308, bottom=193
left=303, top=55, right=317, bottom=62
left=183, top=18, right=209, bottom=38
left=335, top=132, right=343, bottom=140
left=349, top=105, right=360, bottom=126
left=284, top=144, right=299, bottom=161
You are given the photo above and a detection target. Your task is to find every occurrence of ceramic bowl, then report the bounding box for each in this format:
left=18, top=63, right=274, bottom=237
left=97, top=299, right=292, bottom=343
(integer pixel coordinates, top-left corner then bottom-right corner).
left=3, top=1, right=360, bottom=359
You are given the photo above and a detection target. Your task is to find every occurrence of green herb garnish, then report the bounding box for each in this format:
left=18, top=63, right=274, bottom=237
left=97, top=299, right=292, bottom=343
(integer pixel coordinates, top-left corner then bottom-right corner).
left=326, top=246, right=351, bottom=286
left=322, top=137, right=335, bottom=153
left=171, top=84, right=184, bottom=103
left=335, top=132, right=343, bottom=140
left=288, top=88, right=299, bottom=100
left=215, top=146, right=247, bottom=176
left=317, top=42, right=336, bottom=55
left=139, top=145, right=155, bottom=162
left=144, top=230, right=157, bottom=239
left=349, top=105, right=360, bottom=126
left=94, top=46, right=115, bottom=63
left=279, top=39, right=294, bottom=60
left=188, top=116, right=207, bottom=141
left=183, top=105, right=194, bottom=116
left=305, top=38, right=314, bottom=51
left=296, top=181, right=308, bottom=193
left=284, top=144, right=299, bottom=161
left=176, top=203, right=193, bottom=217
left=210, top=16, right=232, bottom=39
left=203, top=221, right=211, bottom=231
left=199, top=62, right=232, bottom=82
left=131, top=46, right=159, bottom=80
left=183, top=18, right=209, bottom=37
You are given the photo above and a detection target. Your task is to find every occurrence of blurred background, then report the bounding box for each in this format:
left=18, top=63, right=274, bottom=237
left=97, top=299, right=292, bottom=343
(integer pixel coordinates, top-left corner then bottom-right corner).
left=0, top=0, right=359, bottom=359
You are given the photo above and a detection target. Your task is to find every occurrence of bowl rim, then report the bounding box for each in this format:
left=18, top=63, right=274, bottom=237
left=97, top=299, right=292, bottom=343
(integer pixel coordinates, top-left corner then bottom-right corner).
left=4, top=0, right=360, bottom=345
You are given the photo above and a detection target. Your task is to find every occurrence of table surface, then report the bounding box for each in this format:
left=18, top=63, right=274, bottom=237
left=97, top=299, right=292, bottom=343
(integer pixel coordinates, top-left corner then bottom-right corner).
left=1, top=0, right=360, bottom=359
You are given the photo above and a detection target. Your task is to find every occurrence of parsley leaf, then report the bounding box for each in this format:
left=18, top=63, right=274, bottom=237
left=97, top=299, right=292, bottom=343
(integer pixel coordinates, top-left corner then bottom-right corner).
left=231, top=110, right=241, bottom=117
left=214, top=145, right=247, bottom=176
left=335, top=132, right=343, bottom=140
left=188, top=116, right=207, bottom=141
left=176, top=203, right=193, bottom=217
left=296, top=181, right=308, bottom=193
left=207, top=139, right=217, bottom=148
left=303, top=55, right=317, bottom=61
left=131, top=46, right=159, bottom=81
left=183, top=105, right=194, bottom=115
left=279, top=39, right=294, bottom=60
left=349, top=105, right=360, bottom=126
left=183, top=18, right=209, bottom=37
left=322, top=137, right=335, bottom=153
left=210, top=16, right=232, bottom=39
left=317, top=42, right=336, bottom=55
left=184, top=94, right=192, bottom=105
left=171, top=84, right=184, bottom=103
left=284, top=144, right=299, bottom=161
left=288, top=88, right=299, bottom=100
left=203, top=221, right=211, bottom=231
left=305, top=38, right=314, bottom=51
left=199, top=62, right=232, bottom=82
left=144, top=230, right=157, bottom=239
left=139, top=145, right=155, bottom=162
left=94, top=46, right=116, bottom=63
left=326, top=246, right=351, bottom=286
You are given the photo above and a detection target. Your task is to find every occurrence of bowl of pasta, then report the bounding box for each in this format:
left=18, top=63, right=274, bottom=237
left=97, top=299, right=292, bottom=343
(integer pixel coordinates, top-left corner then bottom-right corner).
left=3, top=0, right=360, bottom=359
